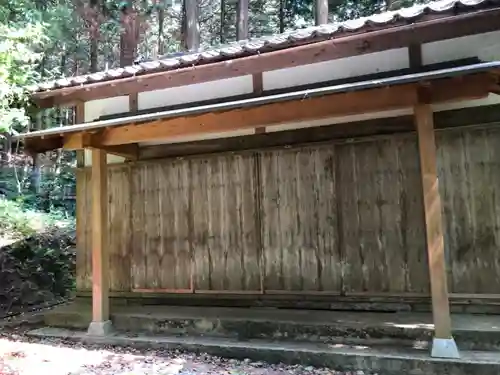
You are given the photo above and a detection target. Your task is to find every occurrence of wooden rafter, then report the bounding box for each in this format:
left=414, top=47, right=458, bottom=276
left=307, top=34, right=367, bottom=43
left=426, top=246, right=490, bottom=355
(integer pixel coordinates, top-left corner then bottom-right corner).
left=61, top=73, right=494, bottom=148
left=33, top=8, right=500, bottom=108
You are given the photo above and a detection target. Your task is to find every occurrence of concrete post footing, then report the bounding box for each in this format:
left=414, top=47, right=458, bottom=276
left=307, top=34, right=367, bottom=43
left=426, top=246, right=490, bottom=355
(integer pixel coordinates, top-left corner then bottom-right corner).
left=431, top=337, right=460, bottom=359
left=87, top=320, right=113, bottom=336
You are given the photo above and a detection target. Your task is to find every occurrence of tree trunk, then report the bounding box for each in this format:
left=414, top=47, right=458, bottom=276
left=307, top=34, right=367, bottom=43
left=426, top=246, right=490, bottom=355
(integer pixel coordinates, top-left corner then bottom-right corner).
left=386, top=0, right=400, bottom=10
left=29, top=113, right=41, bottom=195
left=28, top=54, right=49, bottom=195
left=158, top=3, right=165, bottom=56
left=220, top=0, right=225, bottom=44
left=90, top=0, right=99, bottom=72
left=184, top=0, right=200, bottom=51
left=120, top=0, right=139, bottom=67
left=315, top=0, right=328, bottom=25
left=236, top=0, right=249, bottom=40
left=279, top=0, right=285, bottom=33
left=1, top=135, right=11, bottom=167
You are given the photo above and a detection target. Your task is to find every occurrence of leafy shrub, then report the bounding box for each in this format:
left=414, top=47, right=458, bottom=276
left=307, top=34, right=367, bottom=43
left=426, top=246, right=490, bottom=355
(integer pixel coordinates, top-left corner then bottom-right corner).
left=0, top=197, right=74, bottom=240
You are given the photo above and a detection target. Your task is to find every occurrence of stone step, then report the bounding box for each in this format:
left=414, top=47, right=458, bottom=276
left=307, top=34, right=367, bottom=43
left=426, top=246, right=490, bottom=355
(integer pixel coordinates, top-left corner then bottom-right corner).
left=28, top=327, right=500, bottom=375
left=43, top=304, right=500, bottom=352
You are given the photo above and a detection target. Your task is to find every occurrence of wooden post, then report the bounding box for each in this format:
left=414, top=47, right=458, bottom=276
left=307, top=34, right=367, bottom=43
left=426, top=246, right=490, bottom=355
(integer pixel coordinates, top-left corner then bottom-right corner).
left=315, top=0, right=328, bottom=25
left=87, top=148, right=112, bottom=336
left=185, top=0, right=200, bottom=51
left=414, top=103, right=459, bottom=359
left=75, top=102, right=85, bottom=167
left=236, top=0, right=249, bottom=40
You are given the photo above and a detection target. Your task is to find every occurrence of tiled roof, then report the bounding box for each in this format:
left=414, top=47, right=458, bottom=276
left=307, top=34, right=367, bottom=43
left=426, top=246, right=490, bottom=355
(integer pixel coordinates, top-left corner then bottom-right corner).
left=30, top=0, right=498, bottom=93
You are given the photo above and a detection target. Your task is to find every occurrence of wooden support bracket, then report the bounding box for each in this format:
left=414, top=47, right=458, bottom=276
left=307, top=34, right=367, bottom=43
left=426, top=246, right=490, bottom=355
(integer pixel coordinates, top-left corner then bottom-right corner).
left=63, top=132, right=139, bottom=160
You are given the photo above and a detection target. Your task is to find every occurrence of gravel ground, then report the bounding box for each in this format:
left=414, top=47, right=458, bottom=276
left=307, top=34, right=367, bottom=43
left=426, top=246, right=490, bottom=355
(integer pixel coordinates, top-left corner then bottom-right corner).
left=0, top=326, right=377, bottom=375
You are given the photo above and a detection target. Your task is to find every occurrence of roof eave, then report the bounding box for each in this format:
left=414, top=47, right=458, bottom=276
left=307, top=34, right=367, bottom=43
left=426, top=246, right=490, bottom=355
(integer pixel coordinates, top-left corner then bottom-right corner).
left=31, top=6, right=500, bottom=108
left=19, top=61, right=500, bottom=155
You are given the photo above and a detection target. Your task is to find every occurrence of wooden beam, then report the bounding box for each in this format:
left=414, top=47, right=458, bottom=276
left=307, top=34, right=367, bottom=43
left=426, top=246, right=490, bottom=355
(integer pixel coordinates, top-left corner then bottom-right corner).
left=75, top=102, right=85, bottom=167
left=24, top=137, right=63, bottom=154
left=129, top=93, right=138, bottom=113
left=252, top=73, right=263, bottom=94
left=409, top=43, right=422, bottom=69
left=33, top=8, right=500, bottom=108
left=63, top=132, right=139, bottom=160
left=252, top=73, right=265, bottom=134
left=90, top=148, right=109, bottom=324
left=315, top=0, right=328, bottom=25
left=100, top=144, right=139, bottom=160
left=414, top=102, right=457, bottom=357
left=236, top=0, right=249, bottom=40
left=63, top=73, right=493, bottom=147
left=101, top=84, right=418, bottom=145
left=136, top=104, right=500, bottom=159
left=490, top=83, right=500, bottom=95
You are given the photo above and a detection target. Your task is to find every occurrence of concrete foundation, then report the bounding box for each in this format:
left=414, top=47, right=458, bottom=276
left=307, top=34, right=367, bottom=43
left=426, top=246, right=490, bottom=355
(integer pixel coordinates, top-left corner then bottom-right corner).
left=44, top=302, right=500, bottom=352
left=431, top=337, right=460, bottom=359
left=87, top=320, right=113, bottom=336
left=28, top=327, right=500, bottom=375
left=34, top=301, right=500, bottom=374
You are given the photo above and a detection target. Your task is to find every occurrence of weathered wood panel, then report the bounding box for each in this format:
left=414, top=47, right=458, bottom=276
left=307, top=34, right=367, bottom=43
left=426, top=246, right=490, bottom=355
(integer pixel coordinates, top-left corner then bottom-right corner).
left=158, top=161, right=192, bottom=290
left=337, top=136, right=428, bottom=293
left=259, top=146, right=340, bottom=292
left=131, top=161, right=192, bottom=290
left=75, top=168, right=91, bottom=291
left=108, top=165, right=132, bottom=292
left=191, top=154, right=260, bottom=291
left=75, top=121, right=500, bottom=298
left=77, top=166, right=132, bottom=292
left=437, top=127, right=500, bottom=294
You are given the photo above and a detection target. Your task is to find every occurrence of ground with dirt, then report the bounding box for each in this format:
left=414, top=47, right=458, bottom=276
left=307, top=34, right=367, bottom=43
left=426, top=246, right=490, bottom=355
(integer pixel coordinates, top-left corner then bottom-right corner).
left=0, top=229, right=75, bottom=317
left=0, top=324, right=374, bottom=375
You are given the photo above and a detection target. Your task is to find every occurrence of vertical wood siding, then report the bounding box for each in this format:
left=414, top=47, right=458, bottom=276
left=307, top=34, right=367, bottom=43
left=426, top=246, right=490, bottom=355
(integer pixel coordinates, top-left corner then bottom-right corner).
left=337, top=137, right=429, bottom=294
left=76, top=125, right=500, bottom=296
left=259, top=147, right=340, bottom=292
left=437, top=127, right=500, bottom=294
left=131, top=161, right=192, bottom=290
left=191, top=154, right=260, bottom=291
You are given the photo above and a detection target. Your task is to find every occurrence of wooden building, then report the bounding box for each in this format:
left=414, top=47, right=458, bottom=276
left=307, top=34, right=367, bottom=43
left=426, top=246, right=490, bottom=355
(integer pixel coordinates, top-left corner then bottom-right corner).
left=19, top=0, right=500, bottom=360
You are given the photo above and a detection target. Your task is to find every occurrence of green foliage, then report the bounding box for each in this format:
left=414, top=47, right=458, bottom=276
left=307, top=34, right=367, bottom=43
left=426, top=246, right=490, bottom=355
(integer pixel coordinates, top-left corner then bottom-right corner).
left=0, top=23, right=45, bottom=133
left=0, top=197, right=73, bottom=240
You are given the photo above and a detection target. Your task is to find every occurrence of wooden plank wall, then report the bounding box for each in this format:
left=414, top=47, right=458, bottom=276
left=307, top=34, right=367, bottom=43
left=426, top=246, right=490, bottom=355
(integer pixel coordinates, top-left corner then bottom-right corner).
left=76, top=125, right=500, bottom=295
left=437, top=127, right=500, bottom=294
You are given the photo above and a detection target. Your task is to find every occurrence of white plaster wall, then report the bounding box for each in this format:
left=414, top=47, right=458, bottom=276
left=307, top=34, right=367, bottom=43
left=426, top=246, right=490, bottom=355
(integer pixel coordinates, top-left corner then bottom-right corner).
left=263, top=48, right=409, bottom=91
left=138, top=75, right=253, bottom=111
left=84, top=96, right=129, bottom=166
left=84, top=96, right=129, bottom=122
left=83, top=149, right=126, bottom=167
left=422, top=31, right=500, bottom=65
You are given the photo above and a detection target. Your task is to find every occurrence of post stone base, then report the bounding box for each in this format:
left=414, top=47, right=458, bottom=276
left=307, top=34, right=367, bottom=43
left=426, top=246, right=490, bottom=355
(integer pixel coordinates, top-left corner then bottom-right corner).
left=431, top=337, right=460, bottom=359
left=87, top=320, right=113, bottom=336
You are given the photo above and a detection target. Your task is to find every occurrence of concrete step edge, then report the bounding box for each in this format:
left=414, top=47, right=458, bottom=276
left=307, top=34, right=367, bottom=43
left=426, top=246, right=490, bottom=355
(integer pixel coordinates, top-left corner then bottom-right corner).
left=27, top=327, right=500, bottom=375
